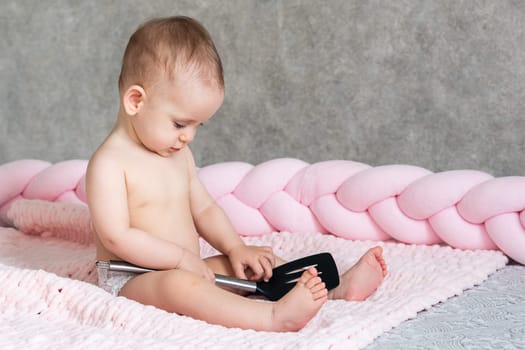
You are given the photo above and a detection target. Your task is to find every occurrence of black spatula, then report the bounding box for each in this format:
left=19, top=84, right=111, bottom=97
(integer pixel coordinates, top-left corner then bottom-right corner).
left=99, top=252, right=339, bottom=301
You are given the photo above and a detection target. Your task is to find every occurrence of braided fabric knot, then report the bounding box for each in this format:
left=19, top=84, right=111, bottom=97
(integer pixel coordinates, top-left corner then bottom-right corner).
left=1, top=158, right=524, bottom=264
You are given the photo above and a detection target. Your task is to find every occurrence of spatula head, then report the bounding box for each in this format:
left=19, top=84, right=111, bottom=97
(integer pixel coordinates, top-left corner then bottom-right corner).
left=256, top=252, right=340, bottom=301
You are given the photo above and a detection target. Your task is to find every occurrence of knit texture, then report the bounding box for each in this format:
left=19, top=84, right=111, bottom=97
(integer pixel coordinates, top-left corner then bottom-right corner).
left=0, top=227, right=507, bottom=349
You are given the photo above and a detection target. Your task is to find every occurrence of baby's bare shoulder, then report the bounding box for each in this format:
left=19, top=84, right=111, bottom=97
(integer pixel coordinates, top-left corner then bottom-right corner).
left=86, top=142, right=135, bottom=190
left=88, top=144, right=123, bottom=174
left=90, top=134, right=142, bottom=168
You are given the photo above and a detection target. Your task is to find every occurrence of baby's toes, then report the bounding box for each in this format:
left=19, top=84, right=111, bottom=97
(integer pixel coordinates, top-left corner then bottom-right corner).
left=315, top=289, right=328, bottom=301
left=295, top=267, right=317, bottom=286
left=310, top=280, right=326, bottom=294
left=304, top=276, right=324, bottom=289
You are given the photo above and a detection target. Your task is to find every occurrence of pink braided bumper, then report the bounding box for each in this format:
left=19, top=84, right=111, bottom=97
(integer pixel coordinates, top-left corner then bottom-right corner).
left=1, top=158, right=524, bottom=264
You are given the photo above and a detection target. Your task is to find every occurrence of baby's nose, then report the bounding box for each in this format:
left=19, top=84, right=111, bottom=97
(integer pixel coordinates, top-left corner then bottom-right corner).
left=179, top=132, right=194, bottom=143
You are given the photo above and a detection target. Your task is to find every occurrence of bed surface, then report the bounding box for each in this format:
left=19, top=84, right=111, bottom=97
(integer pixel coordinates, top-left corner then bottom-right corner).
left=365, top=263, right=525, bottom=350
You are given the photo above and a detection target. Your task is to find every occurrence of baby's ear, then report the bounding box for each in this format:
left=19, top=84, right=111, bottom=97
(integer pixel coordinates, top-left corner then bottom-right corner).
left=122, top=85, right=145, bottom=116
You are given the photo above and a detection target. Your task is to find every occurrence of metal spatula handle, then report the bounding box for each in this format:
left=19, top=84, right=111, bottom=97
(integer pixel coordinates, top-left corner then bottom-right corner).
left=99, top=260, right=257, bottom=293
left=214, top=274, right=256, bottom=293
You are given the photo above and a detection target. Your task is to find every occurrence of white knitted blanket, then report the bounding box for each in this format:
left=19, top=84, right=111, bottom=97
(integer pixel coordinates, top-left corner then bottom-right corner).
left=0, top=228, right=507, bottom=350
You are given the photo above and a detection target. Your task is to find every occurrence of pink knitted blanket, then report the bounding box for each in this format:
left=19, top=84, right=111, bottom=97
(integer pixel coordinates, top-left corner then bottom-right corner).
left=0, top=201, right=508, bottom=349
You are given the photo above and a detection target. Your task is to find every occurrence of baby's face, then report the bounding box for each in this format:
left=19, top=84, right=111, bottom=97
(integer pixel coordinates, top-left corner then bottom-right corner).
left=133, top=75, right=224, bottom=157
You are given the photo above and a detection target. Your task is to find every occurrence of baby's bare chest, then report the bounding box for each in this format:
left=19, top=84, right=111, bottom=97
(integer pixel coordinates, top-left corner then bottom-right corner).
left=121, top=155, right=198, bottom=246
left=125, top=157, right=190, bottom=209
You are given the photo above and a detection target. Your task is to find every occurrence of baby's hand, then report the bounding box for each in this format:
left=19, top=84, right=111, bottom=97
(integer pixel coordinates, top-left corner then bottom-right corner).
left=177, top=249, right=215, bottom=282
left=228, top=245, right=276, bottom=282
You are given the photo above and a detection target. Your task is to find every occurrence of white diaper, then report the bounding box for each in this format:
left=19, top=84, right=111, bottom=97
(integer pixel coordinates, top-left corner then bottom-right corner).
left=96, top=261, right=137, bottom=296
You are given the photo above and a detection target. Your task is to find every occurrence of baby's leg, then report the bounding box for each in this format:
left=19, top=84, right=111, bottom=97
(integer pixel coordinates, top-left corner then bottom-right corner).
left=328, top=246, right=387, bottom=301
left=119, top=267, right=327, bottom=332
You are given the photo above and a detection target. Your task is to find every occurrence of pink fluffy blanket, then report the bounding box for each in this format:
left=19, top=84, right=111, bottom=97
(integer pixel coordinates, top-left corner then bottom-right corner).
left=0, top=200, right=508, bottom=349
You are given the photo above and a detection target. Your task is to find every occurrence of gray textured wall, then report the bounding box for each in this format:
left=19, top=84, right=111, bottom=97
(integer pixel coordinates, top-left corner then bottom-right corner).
left=2, top=1, right=524, bottom=176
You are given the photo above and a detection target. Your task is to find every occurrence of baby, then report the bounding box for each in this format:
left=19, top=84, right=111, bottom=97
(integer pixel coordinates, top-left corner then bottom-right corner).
left=87, top=16, right=387, bottom=332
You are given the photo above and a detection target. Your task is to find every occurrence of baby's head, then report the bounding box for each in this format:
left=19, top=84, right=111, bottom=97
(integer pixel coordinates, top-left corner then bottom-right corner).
left=118, top=16, right=224, bottom=94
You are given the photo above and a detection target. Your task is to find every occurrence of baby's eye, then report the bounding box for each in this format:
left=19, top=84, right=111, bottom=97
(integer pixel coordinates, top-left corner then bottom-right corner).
left=173, top=122, right=186, bottom=129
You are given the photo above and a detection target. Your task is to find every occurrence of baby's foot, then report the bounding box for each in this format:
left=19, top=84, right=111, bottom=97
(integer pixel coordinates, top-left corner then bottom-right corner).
left=329, top=246, right=387, bottom=301
left=271, top=267, right=327, bottom=332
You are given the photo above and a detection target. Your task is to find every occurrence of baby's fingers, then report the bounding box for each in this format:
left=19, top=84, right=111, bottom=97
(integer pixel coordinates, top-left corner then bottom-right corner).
left=259, top=255, right=274, bottom=282
left=260, top=246, right=276, bottom=266
left=246, top=261, right=265, bottom=281
left=232, top=262, right=248, bottom=280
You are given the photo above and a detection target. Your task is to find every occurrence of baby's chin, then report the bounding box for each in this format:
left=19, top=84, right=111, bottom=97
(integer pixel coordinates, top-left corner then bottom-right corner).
left=157, top=146, right=184, bottom=157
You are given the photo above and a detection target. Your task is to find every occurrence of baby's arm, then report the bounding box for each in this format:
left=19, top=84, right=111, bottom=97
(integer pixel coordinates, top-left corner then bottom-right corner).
left=86, top=153, right=213, bottom=280
left=186, top=151, right=275, bottom=280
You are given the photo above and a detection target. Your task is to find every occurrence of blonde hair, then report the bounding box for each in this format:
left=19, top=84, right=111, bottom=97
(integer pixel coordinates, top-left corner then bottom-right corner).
left=118, top=16, right=224, bottom=91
